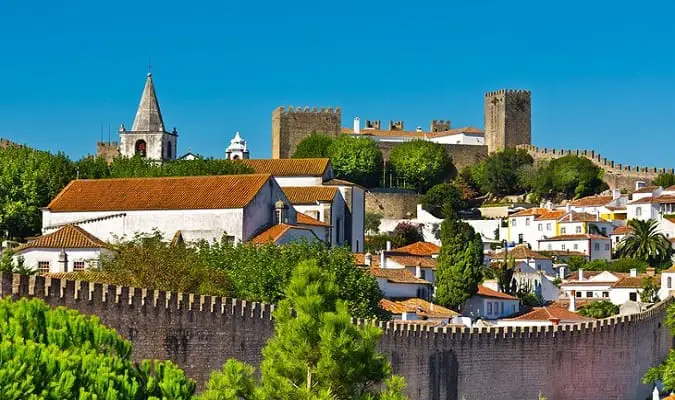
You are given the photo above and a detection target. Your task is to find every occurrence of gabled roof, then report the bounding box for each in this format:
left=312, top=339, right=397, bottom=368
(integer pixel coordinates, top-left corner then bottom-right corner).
left=379, top=298, right=458, bottom=318
left=628, top=194, right=675, bottom=205
left=475, top=285, right=518, bottom=300
left=296, top=213, right=331, bottom=227
left=249, top=224, right=318, bottom=245
left=534, top=210, right=566, bottom=221
left=506, top=306, right=594, bottom=322
left=387, top=255, right=437, bottom=269
left=15, top=225, right=108, bottom=252
left=131, top=73, right=166, bottom=132
left=611, top=225, right=631, bottom=235
left=47, top=174, right=271, bottom=212
left=240, top=158, right=330, bottom=177
left=569, top=195, right=613, bottom=207
left=492, top=245, right=550, bottom=260
left=323, top=178, right=367, bottom=190
left=392, top=241, right=440, bottom=257
left=510, top=208, right=548, bottom=218
left=557, top=211, right=604, bottom=223
left=633, top=185, right=659, bottom=194
left=538, top=234, right=609, bottom=241
left=282, top=186, right=338, bottom=204
left=369, top=267, right=430, bottom=284
left=612, top=275, right=660, bottom=289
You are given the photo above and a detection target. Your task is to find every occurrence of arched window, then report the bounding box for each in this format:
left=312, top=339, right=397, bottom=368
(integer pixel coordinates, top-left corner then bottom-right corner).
left=166, top=141, right=172, bottom=159
left=232, top=154, right=240, bottom=160
left=135, top=140, right=147, bottom=157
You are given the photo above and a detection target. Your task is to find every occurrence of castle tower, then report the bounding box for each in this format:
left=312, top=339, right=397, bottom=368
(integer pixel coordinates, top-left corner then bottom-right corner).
left=119, top=73, right=178, bottom=161
left=225, top=131, right=249, bottom=160
left=272, top=106, right=341, bottom=159
left=484, top=89, right=531, bottom=153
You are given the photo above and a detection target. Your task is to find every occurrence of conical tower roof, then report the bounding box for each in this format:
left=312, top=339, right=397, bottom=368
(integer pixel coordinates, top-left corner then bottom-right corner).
left=131, top=73, right=165, bottom=132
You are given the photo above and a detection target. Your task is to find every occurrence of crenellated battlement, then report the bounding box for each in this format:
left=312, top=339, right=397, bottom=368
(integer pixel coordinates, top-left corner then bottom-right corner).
left=274, top=106, right=342, bottom=114
left=2, top=272, right=670, bottom=399
left=484, top=89, right=531, bottom=97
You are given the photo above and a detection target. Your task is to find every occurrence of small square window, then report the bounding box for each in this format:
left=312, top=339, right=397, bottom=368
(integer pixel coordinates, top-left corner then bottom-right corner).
left=602, top=292, right=609, bottom=298
left=546, top=223, right=552, bottom=230
left=562, top=244, right=566, bottom=250
left=538, top=223, right=543, bottom=231
left=605, top=244, right=610, bottom=250
left=576, top=226, right=582, bottom=233
left=73, top=261, right=85, bottom=271
left=511, top=219, right=516, bottom=227
left=575, top=291, right=582, bottom=298
left=561, top=227, right=567, bottom=234
left=586, top=291, right=593, bottom=298
left=573, top=244, right=578, bottom=250
left=594, top=243, right=600, bottom=251
left=38, top=261, right=50, bottom=273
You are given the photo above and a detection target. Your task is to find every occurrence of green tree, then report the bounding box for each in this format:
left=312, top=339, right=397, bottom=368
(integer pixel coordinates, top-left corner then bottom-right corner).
left=388, top=140, right=453, bottom=193
left=435, top=217, right=484, bottom=309
left=615, top=219, right=673, bottom=268
left=0, top=297, right=195, bottom=399
left=653, top=173, right=675, bottom=188
left=482, top=148, right=533, bottom=196
left=644, top=303, right=675, bottom=391
left=533, top=155, right=608, bottom=200
left=365, top=233, right=403, bottom=253
left=75, top=155, right=111, bottom=179
left=198, top=260, right=407, bottom=400
left=108, top=156, right=253, bottom=178
left=328, top=136, right=383, bottom=188
left=197, top=239, right=384, bottom=319
left=578, top=300, right=618, bottom=318
left=391, top=222, right=424, bottom=247
left=365, top=212, right=383, bottom=235
left=640, top=277, right=660, bottom=303
left=421, top=183, right=467, bottom=219
left=292, top=133, right=335, bottom=159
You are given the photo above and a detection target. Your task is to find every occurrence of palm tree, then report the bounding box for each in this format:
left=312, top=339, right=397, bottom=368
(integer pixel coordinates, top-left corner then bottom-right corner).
left=615, top=219, right=673, bottom=267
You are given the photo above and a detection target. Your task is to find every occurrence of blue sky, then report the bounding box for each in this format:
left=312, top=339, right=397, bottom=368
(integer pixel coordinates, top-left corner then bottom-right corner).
left=0, top=0, right=673, bottom=166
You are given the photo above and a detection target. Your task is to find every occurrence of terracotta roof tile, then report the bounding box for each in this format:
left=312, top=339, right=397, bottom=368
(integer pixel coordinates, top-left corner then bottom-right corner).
left=539, top=234, right=609, bottom=241
left=387, top=255, right=437, bottom=269
left=507, top=306, right=594, bottom=322
left=510, top=208, right=548, bottom=218
left=296, top=213, right=330, bottom=227
left=569, top=195, right=613, bottom=207
left=392, top=241, right=441, bottom=256
left=379, top=298, right=458, bottom=318
left=557, top=211, right=605, bottom=223
left=341, top=126, right=483, bottom=138
left=664, top=265, right=675, bottom=273
left=611, top=225, right=631, bottom=235
left=667, top=185, right=675, bottom=192
left=629, top=194, right=675, bottom=205
left=534, top=210, right=566, bottom=221
left=633, top=185, right=659, bottom=194
left=15, top=225, right=108, bottom=251
left=611, top=275, right=660, bottom=289
left=369, top=267, right=430, bottom=284
left=323, top=178, right=367, bottom=190
left=354, top=253, right=380, bottom=267
left=475, top=285, right=518, bottom=300
left=240, top=158, right=330, bottom=177
left=249, top=224, right=318, bottom=244
left=492, top=245, right=550, bottom=260
left=282, top=186, right=338, bottom=204
left=48, top=174, right=271, bottom=212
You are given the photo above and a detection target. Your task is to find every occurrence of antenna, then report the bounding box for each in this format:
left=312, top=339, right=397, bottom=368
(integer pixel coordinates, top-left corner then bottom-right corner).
left=108, top=124, right=111, bottom=144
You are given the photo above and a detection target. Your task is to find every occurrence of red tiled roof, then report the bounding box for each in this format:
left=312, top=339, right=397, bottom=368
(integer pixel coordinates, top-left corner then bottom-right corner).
left=387, top=255, right=437, bottom=269
left=475, top=285, right=518, bottom=300
left=569, top=195, right=613, bottom=207
left=296, top=213, right=330, bottom=227
left=633, top=186, right=659, bottom=194
left=369, top=267, right=430, bottom=284
left=282, top=186, right=338, bottom=204
left=249, top=224, right=318, bottom=245
left=341, top=126, right=484, bottom=138
left=240, top=158, right=330, bottom=177
left=507, top=306, right=595, bottom=322
left=665, top=265, right=675, bottom=273
left=666, top=185, right=675, bottom=192
left=534, top=210, right=566, bottom=221
left=629, top=194, right=675, bottom=205
left=48, top=174, right=271, bottom=212
left=15, top=225, right=108, bottom=252
left=510, top=208, right=548, bottom=218
left=539, top=234, right=609, bottom=241
left=611, top=225, right=631, bottom=235
left=492, top=245, right=550, bottom=260
left=557, top=212, right=604, bottom=223
left=354, top=253, right=380, bottom=267
left=393, top=241, right=441, bottom=257
left=611, top=275, right=660, bottom=289
left=323, top=178, right=367, bottom=190
left=379, top=298, right=458, bottom=318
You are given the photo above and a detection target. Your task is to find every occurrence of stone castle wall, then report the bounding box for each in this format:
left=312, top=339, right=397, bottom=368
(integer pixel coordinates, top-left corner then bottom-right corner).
left=366, top=190, right=420, bottom=219
left=377, top=141, right=488, bottom=172
left=518, top=144, right=674, bottom=191
left=271, top=106, right=341, bottom=159
left=485, top=90, right=531, bottom=153
left=2, top=273, right=671, bottom=400
left=96, top=141, right=120, bottom=163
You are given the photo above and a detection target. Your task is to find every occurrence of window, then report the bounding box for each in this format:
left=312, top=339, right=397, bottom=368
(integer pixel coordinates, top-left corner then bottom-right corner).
left=594, top=243, right=600, bottom=251
left=494, top=302, right=499, bottom=315
left=538, top=223, right=543, bottom=231
left=586, top=291, right=593, bottom=298
left=547, top=244, right=552, bottom=250
left=134, top=140, right=147, bottom=157
left=166, top=141, right=173, bottom=159
left=575, top=291, right=582, bottom=298
left=629, top=292, right=637, bottom=301
left=562, top=244, right=566, bottom=250
left=536, top=264, right=541, bottom=271
left=500, top=302, right=504, bottom=315
left=668, top=277, right=672, bottom=289
left=518, top=234, right=524, bottom=244
left=601, top=227, right=607, bottom=235
left=526, top=218, right=530, bottom=226
left=73, top=261, right=85, bottom=271
left=636, top=207, right=642, bottom=217
left=511, top=219, right=516, bottom=227
left=546, top=223, right=552, bottom=231
left=487, top=302, right=493, bottom=314
left=420, top=270, right=426, bottom=280
left=605, top=244, right=610, bottom=251
left=576, top=226, right=582, bottom=233
left=561, top=227, right=567, bottom=234
left=573, top=244, right=579, bottom=250
left=602, top=291, right=609, bottom=298
left=38, top=261, right=50, bottom=273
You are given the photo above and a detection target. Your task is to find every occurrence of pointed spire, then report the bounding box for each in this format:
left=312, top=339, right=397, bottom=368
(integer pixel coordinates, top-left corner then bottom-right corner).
left=131, top=73, right=165, bottom=132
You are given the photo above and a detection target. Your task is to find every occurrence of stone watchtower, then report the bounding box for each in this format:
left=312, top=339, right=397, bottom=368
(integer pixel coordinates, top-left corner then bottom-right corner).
left=119, top=73, right=178, bottom=161
left=272, top=106, right=341, bottom=159
left=484, top=89, right=531, bottom=153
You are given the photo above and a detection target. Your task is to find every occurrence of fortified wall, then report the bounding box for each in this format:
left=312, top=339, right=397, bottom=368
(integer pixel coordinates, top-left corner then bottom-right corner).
left=271, top=106, right=341, bottom=159
left=2, top=273, right=671, bottom=400
left=518, top=144, right=674, bottom=191
left=366, top=189, right=420, bottom=219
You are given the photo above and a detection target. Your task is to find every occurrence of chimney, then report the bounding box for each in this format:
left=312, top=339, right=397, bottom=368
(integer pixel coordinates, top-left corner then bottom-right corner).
left=364, top=252, right=372, bottom=266
left=386, top=240, right=392, bottom=251
left=630, top=268, right=638, bottom=277
left=58, top=248, right=68, bottom=273
left=365, top=120, right=381, bottom=130
left=559, top=266, right=567, bottom=281
left=646, top=267, right=655, bottom=277
left=569, top=290, right=577, bottom=312
left=388, top=120, right=404, bottom=131
left=612, top=189, right=621, bottom=200
left=274, top=199, right=288, bottom=224
left=415, top=264, right=422, bottom=278
left=353, top=117, right=360, bottom=134
left=578, top=269, right=584, bottom=281
left=380, top=250, right=387, bottom=269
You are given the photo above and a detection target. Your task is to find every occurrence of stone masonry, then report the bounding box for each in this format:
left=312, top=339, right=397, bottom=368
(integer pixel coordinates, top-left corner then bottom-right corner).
left=272, top=106, right=341, bottom=159
left=484, top=89, right=532, bottom=153
left=2, top=273, right=671, bottom=400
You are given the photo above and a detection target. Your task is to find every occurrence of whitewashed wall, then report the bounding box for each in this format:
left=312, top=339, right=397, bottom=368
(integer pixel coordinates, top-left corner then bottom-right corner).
left=14, top=248, right=112, bottom=273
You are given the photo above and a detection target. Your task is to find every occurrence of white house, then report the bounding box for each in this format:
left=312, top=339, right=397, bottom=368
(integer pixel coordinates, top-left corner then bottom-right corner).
left=561, top=268, right=658, bottom=305
left=490, top=244, right=554, bottom=276
left=41, top=174, right=309, bottom=245
left=342, top=119, right=484, bottom=146
left=12, top=224, right=115, bottom=273
left=461, top=285, right=520, bottom=320
left=379, top=298, right=458, bottom=324
left=659, top=265, right=675, bottom=300
left=538, top=234, right=612, bottom=261
left=282, top=186, right=346, bottom=247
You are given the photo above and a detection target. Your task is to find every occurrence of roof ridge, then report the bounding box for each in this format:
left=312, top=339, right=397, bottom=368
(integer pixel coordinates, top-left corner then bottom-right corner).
left=70, top=173, right=272, bottom=182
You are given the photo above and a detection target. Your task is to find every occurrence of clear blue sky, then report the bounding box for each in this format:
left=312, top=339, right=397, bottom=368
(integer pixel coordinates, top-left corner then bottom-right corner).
left=1, top=0, right=673, bottom=166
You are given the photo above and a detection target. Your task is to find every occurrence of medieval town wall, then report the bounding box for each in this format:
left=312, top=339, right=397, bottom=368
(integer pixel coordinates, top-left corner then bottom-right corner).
left=1, top=273, right=671, bottom=400
left=366, top=190, right=420, bottom=220
left=271, top=106, right=341, bottom=159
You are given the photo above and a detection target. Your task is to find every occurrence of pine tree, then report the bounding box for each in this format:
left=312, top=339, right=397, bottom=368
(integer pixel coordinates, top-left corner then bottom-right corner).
left=199, top=260, right=408, bottom=400
left=435, top=217, right=484, bottom=309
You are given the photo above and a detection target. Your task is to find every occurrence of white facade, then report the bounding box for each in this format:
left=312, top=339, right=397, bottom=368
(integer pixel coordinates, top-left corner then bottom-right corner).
left=538, top=236, right=612, bottom=261
left=15, top=248, right=114, bottom=273
left=374, top=278, right=431, bottom=299
left=428, top=132, right=484, bottom=145
left=225, top=132, right=250, bottom=160
left=462, top=295, right=520, bottom=320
